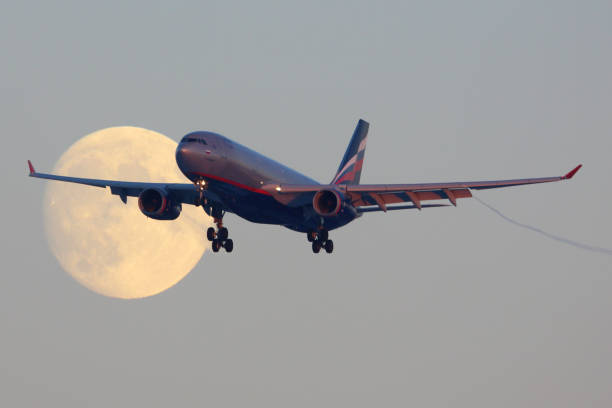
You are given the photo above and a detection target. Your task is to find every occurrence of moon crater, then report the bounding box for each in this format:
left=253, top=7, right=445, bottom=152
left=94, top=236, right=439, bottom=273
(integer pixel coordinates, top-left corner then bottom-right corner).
left=44, top=126, right=212, bottom=299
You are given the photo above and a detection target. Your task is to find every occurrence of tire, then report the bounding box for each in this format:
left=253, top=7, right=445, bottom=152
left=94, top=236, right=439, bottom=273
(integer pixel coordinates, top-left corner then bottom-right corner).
left=218, top=227, right=229, bottom=241
left=224, top=239, right=233, bottom=253
left=206, top=227, right=215, bottom=241
left=212, top=239, right=221, bottom=253
left=318, top=229, right=328, bottom=242
left=312, top=240, right=321, bottom=254
left=324, top=239, right=334, bottom=254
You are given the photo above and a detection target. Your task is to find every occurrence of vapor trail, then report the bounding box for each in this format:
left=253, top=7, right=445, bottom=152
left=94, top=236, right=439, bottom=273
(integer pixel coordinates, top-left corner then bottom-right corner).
left=473, top=196, right=612, bottom=256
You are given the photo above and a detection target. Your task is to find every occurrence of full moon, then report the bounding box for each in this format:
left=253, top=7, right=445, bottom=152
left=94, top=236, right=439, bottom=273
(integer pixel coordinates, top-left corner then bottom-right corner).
left=44, top=127, right=212, bottom=299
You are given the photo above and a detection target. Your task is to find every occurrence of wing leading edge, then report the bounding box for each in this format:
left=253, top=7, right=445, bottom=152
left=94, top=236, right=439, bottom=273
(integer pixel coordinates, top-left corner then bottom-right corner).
left=266, top=164, right=582, bottom=212
left=27, top=160, right=202, bottom=205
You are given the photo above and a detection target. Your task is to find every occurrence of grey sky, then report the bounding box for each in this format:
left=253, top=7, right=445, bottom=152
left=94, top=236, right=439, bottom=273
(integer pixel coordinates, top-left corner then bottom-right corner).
left=2, top=1, right=612, bottom=407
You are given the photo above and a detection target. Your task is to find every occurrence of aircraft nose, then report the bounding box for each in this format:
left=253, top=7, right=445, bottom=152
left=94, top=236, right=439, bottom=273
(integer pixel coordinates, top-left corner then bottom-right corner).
left=175, top=144, right=190, bottom=171
left=176, top=144, right=186, bottom=160
left=177, top=144, right=189, bottom=156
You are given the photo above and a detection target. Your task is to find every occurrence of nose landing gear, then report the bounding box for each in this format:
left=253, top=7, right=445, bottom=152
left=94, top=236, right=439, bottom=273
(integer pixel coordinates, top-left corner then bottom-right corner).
left=308, top=229, right=333, bottom=254
left=206, top=212, right=233, bottom=253
left=194, top=178, right=208, bottom=207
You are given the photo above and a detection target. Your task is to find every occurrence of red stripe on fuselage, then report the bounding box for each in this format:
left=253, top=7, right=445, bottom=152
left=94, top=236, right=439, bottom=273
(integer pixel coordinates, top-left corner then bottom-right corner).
left=193, top=172, right=272, bottom=196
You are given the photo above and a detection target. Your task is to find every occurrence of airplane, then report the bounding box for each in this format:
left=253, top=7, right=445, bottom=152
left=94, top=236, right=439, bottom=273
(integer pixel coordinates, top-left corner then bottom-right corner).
left=28, top=119, right=582, bottom=254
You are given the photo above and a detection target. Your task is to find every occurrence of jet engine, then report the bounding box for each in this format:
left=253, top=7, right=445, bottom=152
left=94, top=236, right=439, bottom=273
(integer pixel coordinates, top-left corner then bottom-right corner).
left=138, top=188, right=182, bottom=220
left=312, top=189, right=343, bottom=217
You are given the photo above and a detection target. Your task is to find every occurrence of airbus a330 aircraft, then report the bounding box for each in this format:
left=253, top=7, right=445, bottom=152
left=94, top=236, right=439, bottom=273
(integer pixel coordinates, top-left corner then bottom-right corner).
left=29, top=119, right=581, bottom=254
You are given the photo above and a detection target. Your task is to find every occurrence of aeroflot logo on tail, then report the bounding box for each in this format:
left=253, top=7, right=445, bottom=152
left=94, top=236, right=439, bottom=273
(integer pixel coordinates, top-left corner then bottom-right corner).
left=333, top=137, right=367, bottom=185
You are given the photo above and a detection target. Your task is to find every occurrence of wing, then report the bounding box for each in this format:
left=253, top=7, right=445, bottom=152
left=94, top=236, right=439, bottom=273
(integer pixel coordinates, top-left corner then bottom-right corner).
left=264, top=164, right=582, bottom=212
left=27, top=160, right=217, bottom=206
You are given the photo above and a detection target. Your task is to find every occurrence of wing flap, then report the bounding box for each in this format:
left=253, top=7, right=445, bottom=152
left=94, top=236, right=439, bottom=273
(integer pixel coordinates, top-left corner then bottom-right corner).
left=356, top=203, right=449, bottom=213
left=350, top=188, right=472, bottom=207
left=267, top=165, right=581, bottom=210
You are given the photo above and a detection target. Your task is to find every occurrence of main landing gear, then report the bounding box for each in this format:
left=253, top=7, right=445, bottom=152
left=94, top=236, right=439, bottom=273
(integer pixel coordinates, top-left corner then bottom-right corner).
left=307, top=229, right=333, bottom=254
left=206, top=211, right=233, bottom=253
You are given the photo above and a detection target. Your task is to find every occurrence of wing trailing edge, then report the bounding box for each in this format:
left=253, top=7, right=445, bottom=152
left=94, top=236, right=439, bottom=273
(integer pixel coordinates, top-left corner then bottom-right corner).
left=266, top=164, right=582, bottom=211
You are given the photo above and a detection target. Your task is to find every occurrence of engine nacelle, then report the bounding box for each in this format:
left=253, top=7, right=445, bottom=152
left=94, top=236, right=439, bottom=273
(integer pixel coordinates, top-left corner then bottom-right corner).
left=138, top=188, right=182, bottom=220
left=313, top=189, right=343, bottom=217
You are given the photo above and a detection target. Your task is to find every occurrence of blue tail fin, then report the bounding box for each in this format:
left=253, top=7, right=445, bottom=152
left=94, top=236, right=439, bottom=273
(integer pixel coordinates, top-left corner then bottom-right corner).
left=331, top=119, right=369, bottom=185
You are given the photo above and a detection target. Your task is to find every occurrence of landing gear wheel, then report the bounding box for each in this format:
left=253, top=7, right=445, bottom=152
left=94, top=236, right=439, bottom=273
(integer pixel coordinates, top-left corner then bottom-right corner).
left=210, top=214, right=234, bottom=254
left=218, top=227, right=229, bottom=241
left=318, top=229, right=328, bottom=242
left=312, top=240, right=322, bottom=253
left=324, top=239, right=334, bottom=254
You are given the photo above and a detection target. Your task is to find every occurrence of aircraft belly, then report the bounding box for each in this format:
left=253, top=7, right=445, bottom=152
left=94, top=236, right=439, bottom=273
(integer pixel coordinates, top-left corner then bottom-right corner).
left=223, top=190, right=301, bottom=225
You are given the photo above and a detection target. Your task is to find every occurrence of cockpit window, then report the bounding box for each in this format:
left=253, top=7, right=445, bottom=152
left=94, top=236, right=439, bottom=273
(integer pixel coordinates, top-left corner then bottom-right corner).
left=182, top=137, right=208, bottom=145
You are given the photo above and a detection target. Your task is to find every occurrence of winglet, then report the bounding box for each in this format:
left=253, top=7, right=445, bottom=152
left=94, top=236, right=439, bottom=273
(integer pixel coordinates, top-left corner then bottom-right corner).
left=27, top=160, right=35, bottom=175
left=562, top=164, right=582, bottom=180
